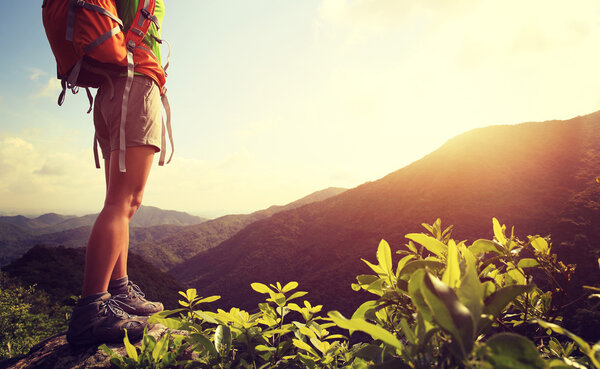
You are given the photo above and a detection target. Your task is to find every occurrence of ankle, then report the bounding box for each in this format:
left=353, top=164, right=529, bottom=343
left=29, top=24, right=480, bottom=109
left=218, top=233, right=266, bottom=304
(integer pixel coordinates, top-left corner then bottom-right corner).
left=108, top=275, right=129, bottom=292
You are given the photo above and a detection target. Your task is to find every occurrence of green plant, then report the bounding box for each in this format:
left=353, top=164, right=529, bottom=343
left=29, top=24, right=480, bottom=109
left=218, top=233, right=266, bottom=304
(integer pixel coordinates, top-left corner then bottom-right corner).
left=329, top=218, right=588, bottom=368
left=0, top=272, right=71, bottom=359
left=102, top=218, right=598, bottom=369
left=100, top=327, right=191, bottom=369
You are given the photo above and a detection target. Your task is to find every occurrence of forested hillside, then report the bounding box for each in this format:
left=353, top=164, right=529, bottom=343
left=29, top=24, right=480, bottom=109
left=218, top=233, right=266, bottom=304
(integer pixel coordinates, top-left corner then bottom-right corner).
left=178, top=112, right=600, bottom=340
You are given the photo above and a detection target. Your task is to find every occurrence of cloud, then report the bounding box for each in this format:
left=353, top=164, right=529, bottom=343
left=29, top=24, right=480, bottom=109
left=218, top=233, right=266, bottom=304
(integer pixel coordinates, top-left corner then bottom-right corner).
left=34, top=162, right=66, bottom=176
left=28, top=67, right=46, bottom=82
left=33, top=78, right=62, bottom=99
left=0, top=134, right=105, bottom=214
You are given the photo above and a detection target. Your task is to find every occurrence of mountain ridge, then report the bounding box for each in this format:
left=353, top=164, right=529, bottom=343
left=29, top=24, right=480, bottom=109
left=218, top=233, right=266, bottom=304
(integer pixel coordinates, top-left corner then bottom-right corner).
left=0, top=188, right=347, bottom=270
left=175, top=111, right=600, bottom=318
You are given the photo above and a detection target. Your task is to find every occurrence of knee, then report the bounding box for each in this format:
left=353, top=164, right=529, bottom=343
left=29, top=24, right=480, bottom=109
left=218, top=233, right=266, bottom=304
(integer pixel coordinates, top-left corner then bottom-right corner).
left=104, top=191, right=144, bottom=221
left=128, top=193, right=143, bottom=218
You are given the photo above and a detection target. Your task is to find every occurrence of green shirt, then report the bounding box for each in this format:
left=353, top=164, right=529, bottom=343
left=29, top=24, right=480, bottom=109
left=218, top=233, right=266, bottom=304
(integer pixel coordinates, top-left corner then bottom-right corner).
left=116, top=0, right=165, bottom=65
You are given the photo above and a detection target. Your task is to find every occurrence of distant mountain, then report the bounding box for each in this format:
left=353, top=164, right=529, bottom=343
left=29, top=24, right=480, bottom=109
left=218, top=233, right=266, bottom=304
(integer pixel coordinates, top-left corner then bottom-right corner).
left=177, top=112, right=600, bottom=327
left=1, top=245, right=184, bottom=310
left=131, top=205, right=208, bottom=227
left=0, top=206, right=207, bottom=235
left=0, top=205, right=207, bottom=267
left=0, top=213, right=74, bottom=232
left=0, top=188, right=346, bottom=270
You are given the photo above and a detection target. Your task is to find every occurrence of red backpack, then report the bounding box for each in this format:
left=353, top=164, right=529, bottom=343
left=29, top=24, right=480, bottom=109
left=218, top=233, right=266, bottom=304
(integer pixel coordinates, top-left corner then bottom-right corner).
left=41, top=0, right=173, bottom=172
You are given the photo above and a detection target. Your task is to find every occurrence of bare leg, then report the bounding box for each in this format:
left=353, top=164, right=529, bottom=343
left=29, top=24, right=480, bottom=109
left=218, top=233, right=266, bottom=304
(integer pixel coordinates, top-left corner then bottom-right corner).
left=81, top=146, right=155, bottom=297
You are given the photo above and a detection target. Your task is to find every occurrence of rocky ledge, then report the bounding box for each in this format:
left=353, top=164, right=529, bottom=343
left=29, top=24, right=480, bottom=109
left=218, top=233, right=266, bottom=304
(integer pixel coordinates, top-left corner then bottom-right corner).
left=1, top=324, right=174, bottom=369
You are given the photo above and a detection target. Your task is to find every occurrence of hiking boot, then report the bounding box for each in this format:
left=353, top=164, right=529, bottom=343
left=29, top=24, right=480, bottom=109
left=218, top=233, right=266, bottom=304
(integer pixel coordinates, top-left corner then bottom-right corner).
left=108, top=276, right=164, bottom=316
left=67, top=292, right=148, bottom=346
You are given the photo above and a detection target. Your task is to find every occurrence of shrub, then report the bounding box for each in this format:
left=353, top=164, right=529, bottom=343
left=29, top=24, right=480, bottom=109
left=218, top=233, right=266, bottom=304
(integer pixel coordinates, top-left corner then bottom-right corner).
left=102, top=219, right=599, bottom=369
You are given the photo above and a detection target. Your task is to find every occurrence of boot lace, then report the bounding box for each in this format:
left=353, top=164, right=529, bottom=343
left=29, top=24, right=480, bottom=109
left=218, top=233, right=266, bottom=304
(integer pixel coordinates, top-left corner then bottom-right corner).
left=99, top=297, right=134, bottom=318
left=128, top=282, right=147, bottom=300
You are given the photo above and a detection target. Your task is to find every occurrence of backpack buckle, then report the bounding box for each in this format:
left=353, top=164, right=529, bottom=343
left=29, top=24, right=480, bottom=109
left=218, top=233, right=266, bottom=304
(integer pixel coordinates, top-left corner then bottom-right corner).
left=126, top=40, right=136, bottom=52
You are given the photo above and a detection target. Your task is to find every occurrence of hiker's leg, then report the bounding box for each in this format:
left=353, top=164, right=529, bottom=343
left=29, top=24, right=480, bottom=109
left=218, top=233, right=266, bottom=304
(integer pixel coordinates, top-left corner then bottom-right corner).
left=105, top=158, right=127, bottom=282
left=81, top=146, right=155, bottom=297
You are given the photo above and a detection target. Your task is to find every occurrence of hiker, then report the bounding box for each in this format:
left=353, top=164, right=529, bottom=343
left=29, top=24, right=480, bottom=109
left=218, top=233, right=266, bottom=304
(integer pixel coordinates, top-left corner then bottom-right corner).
left=42, top=0, right=171, bottom=345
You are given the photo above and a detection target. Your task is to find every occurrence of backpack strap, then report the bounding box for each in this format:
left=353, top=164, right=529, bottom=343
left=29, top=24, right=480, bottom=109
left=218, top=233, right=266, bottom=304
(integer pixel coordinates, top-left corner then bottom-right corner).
left=136, top=43, right=174, bottom=166
left=114, top=0, right=160, bottom=172
left=66, top=0, right=123, bottom=42
left=158, top=92, right=173, bottom=166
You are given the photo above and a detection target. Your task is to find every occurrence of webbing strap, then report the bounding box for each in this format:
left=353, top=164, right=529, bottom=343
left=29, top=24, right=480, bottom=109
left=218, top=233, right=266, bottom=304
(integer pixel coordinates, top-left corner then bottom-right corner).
left=158, top=93, right=174, bottom=166
left=66, top=0, right=76, bottom=41
left=67, top=0, right=123, bottom=41
left=85, top=87, right=93, bottom=114
left=67, top=59, right=83, bottom=88
left=78, top=1, right=123, bottom=28
left=83, top=26, right=121, bottom=54
left=93, top=132, right=101, bottom=169
left=151, top=36, right=171, bottom=75
left=58, top=80, right=67, bottom=106
left=119, top=42, right=136, bottom=172
left=137, top=0, right=151, bottom=27
left=141, top=9, right=160, bottom=30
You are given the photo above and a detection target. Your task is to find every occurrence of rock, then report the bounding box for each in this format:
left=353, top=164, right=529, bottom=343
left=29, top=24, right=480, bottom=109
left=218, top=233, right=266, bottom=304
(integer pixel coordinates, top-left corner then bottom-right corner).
left=1, top=324, right=177, bottom=369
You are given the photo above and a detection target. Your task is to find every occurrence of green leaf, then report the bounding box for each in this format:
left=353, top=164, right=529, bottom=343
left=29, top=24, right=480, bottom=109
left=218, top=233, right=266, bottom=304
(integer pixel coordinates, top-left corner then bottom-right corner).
left=197, top=295, right=221, bottom=304
left=188, top=332, right=218, bottom=357
left=328, top=311, right=403, bottom=351
left=442, top=240, right=460, bottom=288
left=287, top=291, right=308, bottom=301
left=408, top=269, right=433, bottom=322
left=405, top=233, right=447, bottom=258
left=421, top=272, right=474, bottom=358
left=293, top=339, right=319, bottom=356
left=282, top=281, right=299, bottom=293
left=148, top=315, right=183, bottom=329
left=480, top=284, right=534, bottom=333
left=533, top=320, right=591, bottom=355
left=492, top=218, right=507, bottom=246
left=215, top=324, right=232, bottom=356
left=530, top=237, right=549, bottom=254
left=457, top=245, right=483, bottom=336
left=469, top=239, right=501, bottom=255
left=406, top=241, right=418, bottom=254
left=123, top=329, right=138, bottom=361
left=484, top=333, right=545, bottom=369
left=377, top=239, right=393, bottom=274
left=299, top=325, right=317, bottom=338
left=517, top=258, right=539, bottom=269
left=99, top=344, right=118, bottom=359
left=255, top=344, right=276, bottom=352
left=399, top=260, right=445, bottom=279
left=193, top=310, right=220, bottom=324
left=506, top=268, right=527, bottom=285
left=362, top=258, right=386, bottom=276
left=251, top=283, right=274, bottom=295
left=152, top=334, right=169, bottom=362
left=395, top=255, right=416, bottom=279
left=400, top=318, right=417, bottom=345
left=356, top=274, right=380, bottom=286
left=351, top=300, right=378, bottom=322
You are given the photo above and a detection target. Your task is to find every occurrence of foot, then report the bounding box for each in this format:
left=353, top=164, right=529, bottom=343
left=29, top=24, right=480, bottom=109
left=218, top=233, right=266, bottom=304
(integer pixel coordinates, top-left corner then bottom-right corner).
left=67, top=293, right=148, bottom=346
left=108, top=277, right=164, bottom=316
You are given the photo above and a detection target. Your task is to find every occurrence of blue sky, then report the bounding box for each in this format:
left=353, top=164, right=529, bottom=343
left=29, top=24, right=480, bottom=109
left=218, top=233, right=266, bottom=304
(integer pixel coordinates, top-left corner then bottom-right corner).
left=2, top=1, right=600, bottom=217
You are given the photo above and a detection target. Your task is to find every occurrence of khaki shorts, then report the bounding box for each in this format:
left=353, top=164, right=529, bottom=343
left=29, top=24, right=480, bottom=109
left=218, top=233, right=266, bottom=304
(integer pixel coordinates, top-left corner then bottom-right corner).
left=93, top=75, right=162, bottom=160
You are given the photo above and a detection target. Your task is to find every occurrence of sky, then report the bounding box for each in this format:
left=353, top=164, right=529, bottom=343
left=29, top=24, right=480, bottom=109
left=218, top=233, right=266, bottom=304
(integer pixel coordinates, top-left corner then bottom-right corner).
left=1, top=1, right=600, bottom=218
